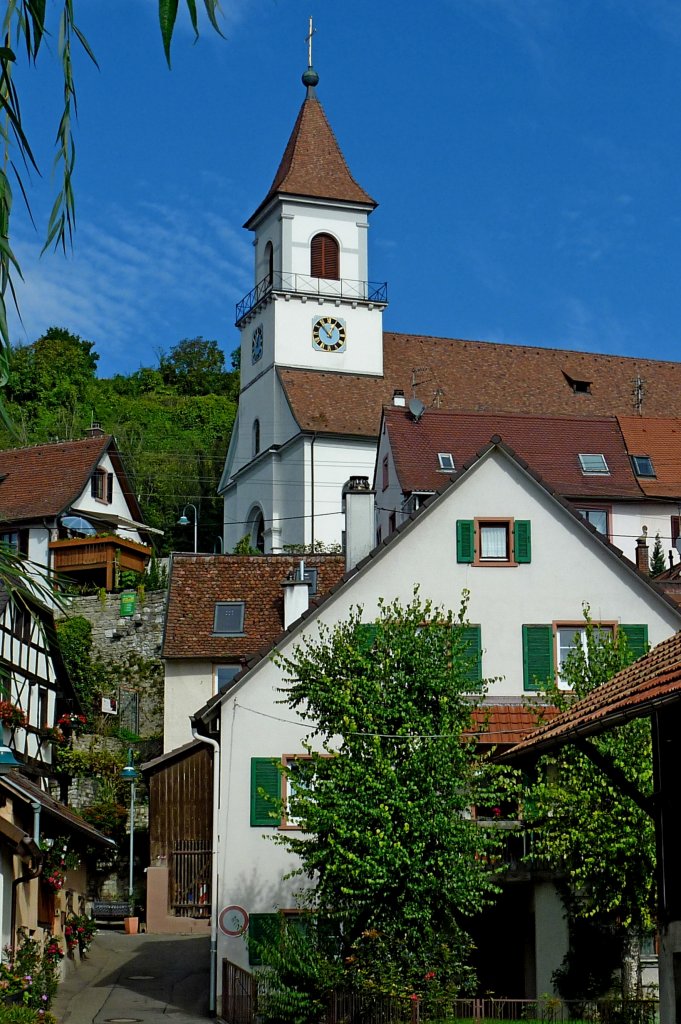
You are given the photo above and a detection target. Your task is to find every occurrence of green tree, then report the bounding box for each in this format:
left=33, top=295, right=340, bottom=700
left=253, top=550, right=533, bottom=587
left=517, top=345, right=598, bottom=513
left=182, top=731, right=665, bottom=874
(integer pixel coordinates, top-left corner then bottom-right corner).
left=650, top=532, right=666, bottom=577
left=158, top=337, right=236, bottom=397
left=270, top=591, right=517, bottom=1003
left=525, top=617, right=654, bottom=999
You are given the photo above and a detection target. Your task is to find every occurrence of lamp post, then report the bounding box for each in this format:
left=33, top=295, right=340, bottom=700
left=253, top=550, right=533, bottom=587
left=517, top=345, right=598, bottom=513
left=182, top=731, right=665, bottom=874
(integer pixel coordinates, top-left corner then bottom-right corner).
left=120, top=750, right=138, bottom=906
left=177, top=504, right=198, bottom=553
left=0, top=745, right=20, bottom=774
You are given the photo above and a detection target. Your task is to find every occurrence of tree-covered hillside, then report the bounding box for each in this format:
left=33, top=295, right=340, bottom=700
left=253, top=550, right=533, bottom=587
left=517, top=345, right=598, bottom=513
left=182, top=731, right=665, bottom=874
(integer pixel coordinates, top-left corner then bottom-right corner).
left=2, top=328, right=238, bottom=554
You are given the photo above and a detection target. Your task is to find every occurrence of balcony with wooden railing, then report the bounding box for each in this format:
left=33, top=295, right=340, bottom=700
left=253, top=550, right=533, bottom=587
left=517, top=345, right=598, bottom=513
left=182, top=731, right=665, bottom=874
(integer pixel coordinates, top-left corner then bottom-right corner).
left=49, top=535, right=151, bottom=591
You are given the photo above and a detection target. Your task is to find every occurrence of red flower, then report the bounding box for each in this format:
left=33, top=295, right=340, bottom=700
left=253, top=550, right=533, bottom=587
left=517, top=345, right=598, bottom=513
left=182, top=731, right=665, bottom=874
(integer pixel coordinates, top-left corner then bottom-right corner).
left=424, top=971, right=436, bottom=981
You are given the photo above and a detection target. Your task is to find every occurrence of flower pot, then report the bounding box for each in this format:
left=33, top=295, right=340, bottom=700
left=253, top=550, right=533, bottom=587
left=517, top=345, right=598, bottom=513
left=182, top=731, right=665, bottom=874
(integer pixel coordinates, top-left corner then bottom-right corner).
left=124, top=916, right=139, bottom=935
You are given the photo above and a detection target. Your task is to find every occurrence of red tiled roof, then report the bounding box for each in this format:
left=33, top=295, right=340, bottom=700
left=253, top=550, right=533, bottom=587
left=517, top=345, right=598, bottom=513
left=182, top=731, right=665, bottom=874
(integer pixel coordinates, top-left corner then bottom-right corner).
left=383, top=408, right=643, bottom=500
left=246, top=92, right=375, bottom=227
left=163, top=553, right=346, bottom=660
left=499, top=630, right=681, bottom=762
left=279, top=334, right=681, bottom=438
left=469, top=704, right=559, bottom=746
left=0, top=436, right=110, bottom=523
left=617, top=416, right=681, bottom=498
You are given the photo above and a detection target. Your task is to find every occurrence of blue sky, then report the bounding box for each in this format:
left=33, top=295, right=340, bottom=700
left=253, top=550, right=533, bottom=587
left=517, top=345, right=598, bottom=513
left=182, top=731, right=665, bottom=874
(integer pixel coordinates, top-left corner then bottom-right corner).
left=11, top=0, right=681, bottom=376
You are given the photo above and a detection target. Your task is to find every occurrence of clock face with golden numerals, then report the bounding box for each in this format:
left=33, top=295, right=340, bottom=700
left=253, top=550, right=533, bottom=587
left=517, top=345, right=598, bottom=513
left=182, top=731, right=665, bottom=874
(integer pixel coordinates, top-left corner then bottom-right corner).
left=312, top=316, right=346, bottom=353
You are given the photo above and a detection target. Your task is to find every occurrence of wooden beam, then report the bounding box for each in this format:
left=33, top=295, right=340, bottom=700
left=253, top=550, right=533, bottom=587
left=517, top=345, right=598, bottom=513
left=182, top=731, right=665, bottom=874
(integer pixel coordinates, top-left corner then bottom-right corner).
left=574, top=736, right=655, bottom=818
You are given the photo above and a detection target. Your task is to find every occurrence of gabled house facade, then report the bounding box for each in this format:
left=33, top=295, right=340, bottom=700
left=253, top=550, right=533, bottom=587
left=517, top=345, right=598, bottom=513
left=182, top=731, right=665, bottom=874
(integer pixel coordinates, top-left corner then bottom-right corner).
left=197, top=440, right=681, bottom=1010
left=375, top=408, right=681, bottom=565
left=144, top=553, right=346, bottom=935
left=0, top=430, right=156, bottom=591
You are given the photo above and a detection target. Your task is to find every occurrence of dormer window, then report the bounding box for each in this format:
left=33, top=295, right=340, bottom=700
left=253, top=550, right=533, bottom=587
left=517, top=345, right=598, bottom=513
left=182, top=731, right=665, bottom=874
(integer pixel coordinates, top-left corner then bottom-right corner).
left=563, top=371, right=592, bottom=394
left=438, top=453, right=455, bottom=472
left=213, top=602, right=245, bottom=635
left=578, top=454, right=609, bottom=475
left=631, top=455, right=655, bottom=478
left=310, top=233, right=339, bottom=280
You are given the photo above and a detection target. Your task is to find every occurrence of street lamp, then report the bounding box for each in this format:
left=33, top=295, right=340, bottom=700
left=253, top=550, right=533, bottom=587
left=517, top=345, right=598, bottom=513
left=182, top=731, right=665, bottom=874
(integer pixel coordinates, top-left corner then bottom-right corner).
left=120, top=750, right=138, bottom=905
left=177, top=504, right=198, bottom=553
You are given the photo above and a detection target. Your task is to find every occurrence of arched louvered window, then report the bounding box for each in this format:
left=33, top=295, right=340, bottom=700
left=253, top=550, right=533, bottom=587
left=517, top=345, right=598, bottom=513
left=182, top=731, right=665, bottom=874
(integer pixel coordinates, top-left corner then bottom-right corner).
left=265, top=241, right=274, bottom=285
left=310, top=233, right=339, bottom=280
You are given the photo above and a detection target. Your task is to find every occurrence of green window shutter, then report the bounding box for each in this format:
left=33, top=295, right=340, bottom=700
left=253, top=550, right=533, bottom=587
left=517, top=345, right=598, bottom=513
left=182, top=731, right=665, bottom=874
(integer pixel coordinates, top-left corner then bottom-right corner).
left=248, top=913, right=279, bottom=966
left=356, top=623, right=378, bottom=652
left=455, top=624, right=482, bottom=683
left=522, top=625, right=554, bottom=691
left=456, top=520, right=475, bottom=563
left=250, top=758, right=281, bottom=827
left=619, top=624, right=649, bottom=661
left=514, top=520, right=532, bottom=563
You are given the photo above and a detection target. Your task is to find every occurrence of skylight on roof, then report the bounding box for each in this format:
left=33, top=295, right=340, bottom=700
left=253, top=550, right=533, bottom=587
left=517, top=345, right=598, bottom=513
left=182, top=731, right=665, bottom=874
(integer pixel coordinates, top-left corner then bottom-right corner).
left=213, top=602, right=245, bottom=635
left=438, top=452, right=455, bottom=472
left=631, top=455, right=655, bottom=478
left=578, top=454, right=610, bottom=475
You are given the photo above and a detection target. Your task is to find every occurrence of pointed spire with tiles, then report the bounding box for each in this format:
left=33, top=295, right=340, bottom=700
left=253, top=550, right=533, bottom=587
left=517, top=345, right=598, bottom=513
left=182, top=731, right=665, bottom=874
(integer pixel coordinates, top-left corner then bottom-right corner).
left=245, top=68, right=376, bottom=228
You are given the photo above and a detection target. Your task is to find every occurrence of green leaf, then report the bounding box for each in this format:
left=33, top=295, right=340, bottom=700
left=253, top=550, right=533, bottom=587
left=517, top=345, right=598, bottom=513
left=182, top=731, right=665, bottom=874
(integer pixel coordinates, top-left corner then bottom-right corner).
left=159, top=0, right=180, bottom=66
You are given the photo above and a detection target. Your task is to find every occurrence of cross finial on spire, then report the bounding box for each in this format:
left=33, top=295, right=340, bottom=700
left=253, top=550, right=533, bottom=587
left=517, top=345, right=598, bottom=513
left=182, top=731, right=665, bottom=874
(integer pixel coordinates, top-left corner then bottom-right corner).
left=301, top=16, right=319, bottom=91
left=306, top=16, right=315, bottom=67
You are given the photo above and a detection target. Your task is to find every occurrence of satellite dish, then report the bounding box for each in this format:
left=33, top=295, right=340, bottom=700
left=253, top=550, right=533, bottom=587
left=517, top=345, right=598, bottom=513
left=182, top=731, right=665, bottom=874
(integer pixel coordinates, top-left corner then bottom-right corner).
left=408, top=397, right=426, bottom=421
left=61, top=515, right=97, bottom=536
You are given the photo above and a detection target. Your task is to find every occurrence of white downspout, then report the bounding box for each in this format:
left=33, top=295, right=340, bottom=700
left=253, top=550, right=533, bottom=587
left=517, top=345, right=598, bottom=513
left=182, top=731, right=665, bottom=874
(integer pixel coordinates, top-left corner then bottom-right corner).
left=191, top=721, right=220, bottom=1016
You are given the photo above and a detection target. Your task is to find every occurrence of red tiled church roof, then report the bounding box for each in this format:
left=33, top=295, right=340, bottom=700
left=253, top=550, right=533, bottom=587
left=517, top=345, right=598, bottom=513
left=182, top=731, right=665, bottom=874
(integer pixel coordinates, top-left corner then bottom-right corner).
left=246, top=92, right=375, bottom=227
left=0, top=436, right=111, bottom=522
left=383, top=408, right=643, bottom=500
left=279, top=334, right=681, bottom=438
left=163, top=553, right=346, bottom=660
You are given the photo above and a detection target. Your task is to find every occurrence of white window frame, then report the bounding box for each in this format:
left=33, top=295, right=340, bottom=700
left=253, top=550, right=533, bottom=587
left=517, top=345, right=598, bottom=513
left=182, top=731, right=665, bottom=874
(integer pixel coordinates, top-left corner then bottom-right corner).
left=437, top=452, right=455, bottom=472
left=578, top=453, right=610, bottom=475
left=555, top=622, right=615, bottom=688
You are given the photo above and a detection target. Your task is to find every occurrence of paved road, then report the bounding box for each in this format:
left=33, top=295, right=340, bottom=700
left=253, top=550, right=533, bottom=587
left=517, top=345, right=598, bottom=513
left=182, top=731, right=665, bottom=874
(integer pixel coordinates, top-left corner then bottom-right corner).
left=52, top=931, right=211, bottom=1024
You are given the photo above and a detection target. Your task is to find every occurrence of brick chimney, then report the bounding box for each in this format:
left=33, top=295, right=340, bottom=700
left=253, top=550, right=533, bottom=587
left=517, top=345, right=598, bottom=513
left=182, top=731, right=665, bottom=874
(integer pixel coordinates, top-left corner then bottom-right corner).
left=282, top=561, right=311, bottom=629
left=85, top=423, right=104, bottom=438
left=636, top=525, right=649, bottom=574
left=342, top=476, right=375, bottom=572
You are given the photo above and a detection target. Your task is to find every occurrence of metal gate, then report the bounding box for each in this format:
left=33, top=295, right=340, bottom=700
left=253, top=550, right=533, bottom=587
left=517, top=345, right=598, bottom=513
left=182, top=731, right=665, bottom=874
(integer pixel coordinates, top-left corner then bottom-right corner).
left=170, top=839, right=211, bottom=917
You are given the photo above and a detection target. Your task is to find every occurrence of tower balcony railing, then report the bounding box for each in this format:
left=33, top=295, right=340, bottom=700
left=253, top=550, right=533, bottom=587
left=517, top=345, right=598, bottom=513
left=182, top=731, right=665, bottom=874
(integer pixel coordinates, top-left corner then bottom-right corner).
left=235, top=272, right=388, bottom=324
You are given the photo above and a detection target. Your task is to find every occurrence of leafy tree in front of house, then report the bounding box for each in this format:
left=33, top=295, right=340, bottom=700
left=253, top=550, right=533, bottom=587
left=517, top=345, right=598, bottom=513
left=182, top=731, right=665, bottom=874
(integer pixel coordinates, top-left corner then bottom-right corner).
left=524, top=617, right=654, bottom=1000
left=263, top=590, right=518, bottom=1009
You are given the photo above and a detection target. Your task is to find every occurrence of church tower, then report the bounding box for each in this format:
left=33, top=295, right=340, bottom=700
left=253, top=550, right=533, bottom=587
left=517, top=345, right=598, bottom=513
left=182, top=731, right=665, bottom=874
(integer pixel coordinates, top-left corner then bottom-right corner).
left=221, top=37, right=387, bottom=553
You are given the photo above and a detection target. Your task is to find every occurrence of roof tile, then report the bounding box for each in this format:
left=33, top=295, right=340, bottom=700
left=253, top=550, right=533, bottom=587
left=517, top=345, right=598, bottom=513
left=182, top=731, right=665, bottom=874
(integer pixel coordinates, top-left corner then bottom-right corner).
left=163, top=553, right=346, bottom=660
left=246, top=93, right=375, bottom=226
left=0, top=436, right=111, bottom=522
left=279, top=334, right=681, bottom=438
left=384, top=408, right=643, bottom=499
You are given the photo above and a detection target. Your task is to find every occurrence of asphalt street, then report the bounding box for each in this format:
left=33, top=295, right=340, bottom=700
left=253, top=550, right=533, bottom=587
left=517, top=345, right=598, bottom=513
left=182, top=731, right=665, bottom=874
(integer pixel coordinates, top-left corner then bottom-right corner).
left=52, top=931, right=211, bottom=1024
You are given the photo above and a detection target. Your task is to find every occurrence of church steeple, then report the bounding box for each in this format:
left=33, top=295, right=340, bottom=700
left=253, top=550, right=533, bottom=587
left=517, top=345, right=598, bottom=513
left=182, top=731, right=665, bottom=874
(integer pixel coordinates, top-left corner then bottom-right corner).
left=244, top=49, right=376, bottom=229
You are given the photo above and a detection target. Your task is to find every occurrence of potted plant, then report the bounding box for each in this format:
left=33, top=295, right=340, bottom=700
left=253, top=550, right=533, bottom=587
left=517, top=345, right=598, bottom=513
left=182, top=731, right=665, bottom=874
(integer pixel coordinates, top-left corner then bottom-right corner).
left=0, top=699, right=27, bottom=729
